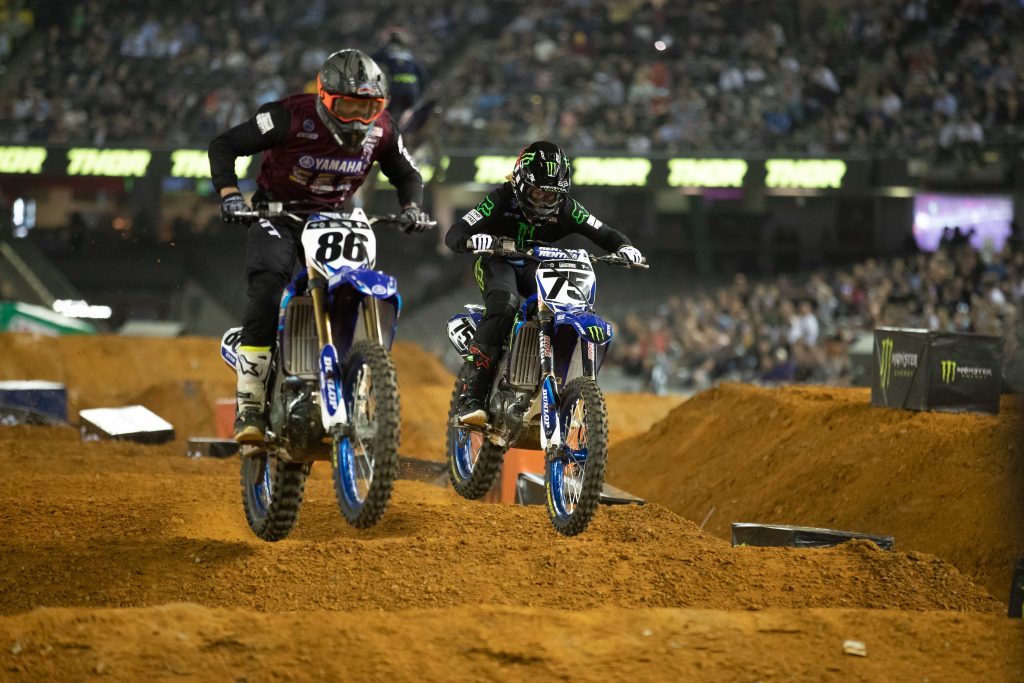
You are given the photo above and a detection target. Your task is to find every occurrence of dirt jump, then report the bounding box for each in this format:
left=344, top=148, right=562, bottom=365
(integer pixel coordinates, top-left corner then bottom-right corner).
left=0, top=333, right=1021, bottom=681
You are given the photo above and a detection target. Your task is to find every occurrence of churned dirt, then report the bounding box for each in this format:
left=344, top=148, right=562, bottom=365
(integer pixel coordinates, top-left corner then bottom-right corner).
left=608, top=383, right=1024, bottom=604
left=0, top=333, right=1021, bottom=681
left=1, top=605, right=1020, bottom=682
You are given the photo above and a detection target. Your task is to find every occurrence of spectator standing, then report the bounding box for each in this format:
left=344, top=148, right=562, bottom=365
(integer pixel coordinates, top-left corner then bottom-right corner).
left=372, top=29, right=426, bottom=127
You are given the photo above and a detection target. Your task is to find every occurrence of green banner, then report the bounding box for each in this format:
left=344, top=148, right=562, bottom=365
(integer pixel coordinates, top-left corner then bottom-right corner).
left=170, top=150, right=251, bottom=179
left=67, top=148, right=152, bottom=177
left=667, top=158, right=748, bottom=188
left=0, top=146, right=47, bottom=174
left=765, top=159, right=847, bottom=189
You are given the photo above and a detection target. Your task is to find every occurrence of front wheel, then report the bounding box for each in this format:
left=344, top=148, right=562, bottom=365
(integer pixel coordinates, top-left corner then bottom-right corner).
left=332, top=339, right=400, bottom=528
left=446, top=365, right=507, bottom=499
left=240, top=452, right=310, bottom=541
left=545, top=377, right=608, bottom=536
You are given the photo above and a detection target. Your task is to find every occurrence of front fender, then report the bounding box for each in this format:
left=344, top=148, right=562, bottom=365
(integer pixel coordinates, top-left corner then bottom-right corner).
left=327, top=268, right=398, bottom=299
left=553, top=312, right=613, bottom=346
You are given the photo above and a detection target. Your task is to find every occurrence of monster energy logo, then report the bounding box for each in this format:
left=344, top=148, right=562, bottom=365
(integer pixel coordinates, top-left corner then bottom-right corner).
left=477, top=196, right=494, bottom=217
left=878, top=337, right=918, bottom=389
left=588, top=325, right=605, bottom=341
left=938, top=360, right=992, bottom=383
left=517, top=221, right=535, bottom=247
left=520, top=152, right=536, bottom=166
left=545, top=161, right=557, bottom=175
left=879, top=338, right=893, bottom=388
left=571, top=199, right=590, bottom=225
left=940, top=360, right=957, bottom=384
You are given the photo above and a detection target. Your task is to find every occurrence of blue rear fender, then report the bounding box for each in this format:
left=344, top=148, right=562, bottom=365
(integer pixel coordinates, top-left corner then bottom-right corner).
left=553, top=312, right=613, bottom=346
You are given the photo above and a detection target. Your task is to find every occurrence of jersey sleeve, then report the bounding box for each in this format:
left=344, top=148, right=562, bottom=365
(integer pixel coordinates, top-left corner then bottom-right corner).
left=560, top=197, right=631, bottom=252
left=377, top=115, right=424, bottom=207
left=208, top=101, right=290, bottom=192
left=444, top=185, right=508, bottom=253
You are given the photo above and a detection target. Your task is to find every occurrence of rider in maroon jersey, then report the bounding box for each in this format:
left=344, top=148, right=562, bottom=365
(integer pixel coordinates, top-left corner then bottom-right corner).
left=208, top=49, right=432, bottom=444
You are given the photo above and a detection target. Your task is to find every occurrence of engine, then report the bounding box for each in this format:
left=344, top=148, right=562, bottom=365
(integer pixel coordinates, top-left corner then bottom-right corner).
left=270, top=376, right=326, bottom=461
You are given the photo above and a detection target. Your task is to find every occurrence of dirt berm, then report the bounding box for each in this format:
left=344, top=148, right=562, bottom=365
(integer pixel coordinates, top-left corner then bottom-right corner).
left=608, top=383, right=1024, bottom=603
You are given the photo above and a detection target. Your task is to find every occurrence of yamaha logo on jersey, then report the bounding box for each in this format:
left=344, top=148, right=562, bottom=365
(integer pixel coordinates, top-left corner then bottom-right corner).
left=298, top=155, right=368, bottom=175
left=298, top=118, right=319, bottom=139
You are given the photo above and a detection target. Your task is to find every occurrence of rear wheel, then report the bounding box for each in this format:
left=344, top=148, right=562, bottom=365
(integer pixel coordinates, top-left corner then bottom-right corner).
left=446, top=365, right=507, bottom=499
left=240, top=452, right=310, bottom=541
left=332, top=339, right=400, bottom=528
left=545, top=377, right=608, bottom=536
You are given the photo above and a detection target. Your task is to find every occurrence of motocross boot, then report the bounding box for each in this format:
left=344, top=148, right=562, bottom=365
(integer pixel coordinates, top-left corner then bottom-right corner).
left=234, top=345, right=271, bottom=444
left=456, top=343, right=498, bottom=426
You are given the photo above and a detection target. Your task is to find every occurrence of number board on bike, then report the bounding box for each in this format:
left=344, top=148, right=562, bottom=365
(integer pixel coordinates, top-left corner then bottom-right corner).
left=300, top=218, right=377, bottom=277
left=446, top=315, right=478, bottom=356
left=536, top=259, right=596, bottom=308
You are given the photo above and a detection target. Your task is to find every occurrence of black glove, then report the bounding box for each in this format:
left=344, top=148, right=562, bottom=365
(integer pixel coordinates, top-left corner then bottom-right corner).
left=220, top=192, right=251, bottom=224
left=400, top=204, right=433, bottom=233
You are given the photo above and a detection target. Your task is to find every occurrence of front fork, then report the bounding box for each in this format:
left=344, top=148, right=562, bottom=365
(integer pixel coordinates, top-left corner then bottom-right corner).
left=312, top=277, right=387, bottom=435
left=538, top=305, right=599, bottom=450
left=538, top=304, right=561, bottom=449
left=311, top=276, right=347, bottom=431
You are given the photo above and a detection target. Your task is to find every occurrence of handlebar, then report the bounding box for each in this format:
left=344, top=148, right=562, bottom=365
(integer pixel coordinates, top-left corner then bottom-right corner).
left=472, top=238, right=649, bottom=269
left=233, top=201, right=437, bottom=230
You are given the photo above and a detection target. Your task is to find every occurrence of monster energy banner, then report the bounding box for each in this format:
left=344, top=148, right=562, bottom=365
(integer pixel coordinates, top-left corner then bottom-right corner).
left=872, top=327, right=1002, bottom=415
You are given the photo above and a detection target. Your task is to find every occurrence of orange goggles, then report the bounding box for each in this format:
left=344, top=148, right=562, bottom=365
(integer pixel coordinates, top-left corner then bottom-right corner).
left=317, top=75, right=387, bottom=124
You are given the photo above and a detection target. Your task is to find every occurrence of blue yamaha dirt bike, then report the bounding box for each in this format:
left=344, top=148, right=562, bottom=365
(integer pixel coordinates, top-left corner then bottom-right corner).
left=445, top=239, right=647, bottom=535
left=220, top=202, right=432, bottom=540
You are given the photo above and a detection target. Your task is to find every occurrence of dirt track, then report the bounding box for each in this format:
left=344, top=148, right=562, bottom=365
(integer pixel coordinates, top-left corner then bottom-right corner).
left=1, top=333, right=1022, bottom=681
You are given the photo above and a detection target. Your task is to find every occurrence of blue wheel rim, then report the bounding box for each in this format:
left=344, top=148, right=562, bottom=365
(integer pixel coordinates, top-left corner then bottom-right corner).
left=337, top=357, right=375, bottom=510
left=453, top=425, right=476, bottom=480
left=252, top=457, right=272, bottom=516
left=336, top=436, right=364, bottom=508
left=548, top=397, right=588, bottom=520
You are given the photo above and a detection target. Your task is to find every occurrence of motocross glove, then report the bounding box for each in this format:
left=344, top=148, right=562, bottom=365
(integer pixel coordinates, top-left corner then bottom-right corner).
left=617, top=245, right=644, bottom=265
left=400, top=204, right=433, bottom=233
left=467, top=234, right=495, bottom=252
left=220, top=192, right=251, bottom=224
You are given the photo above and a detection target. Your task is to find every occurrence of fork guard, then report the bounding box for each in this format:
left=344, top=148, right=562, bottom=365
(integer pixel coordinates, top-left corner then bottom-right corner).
left=553, top=312, right=613, bottom=346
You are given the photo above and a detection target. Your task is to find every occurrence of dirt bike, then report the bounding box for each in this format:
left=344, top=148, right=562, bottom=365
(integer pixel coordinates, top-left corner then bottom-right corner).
left=219, top=201, right=433, bottom=540
left=444, top=239, right=647, bottom=535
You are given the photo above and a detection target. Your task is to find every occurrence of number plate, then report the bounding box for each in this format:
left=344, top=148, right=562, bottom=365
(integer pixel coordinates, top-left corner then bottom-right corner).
left=536, top=259, right=595, bottom=308
left=446, top=314, right=478, bottom=356
left=301, top=218, right=377, bottom=277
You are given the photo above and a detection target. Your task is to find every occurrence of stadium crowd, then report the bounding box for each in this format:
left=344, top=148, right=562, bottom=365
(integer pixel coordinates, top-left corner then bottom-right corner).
left=444, top=0, right=1024, bottom=155
left=2, top=0, right=483, bottom=145
left=610, top=235, right=1024, bottom=392
left=3, top=1, right=1023, bottom=392
left=3, top=0, right=1022, bottom=157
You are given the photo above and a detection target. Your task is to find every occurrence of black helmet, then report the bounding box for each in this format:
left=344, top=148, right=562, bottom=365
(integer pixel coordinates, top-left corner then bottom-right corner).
left=511, top=141, right=571, bottom=224
left=315, top=49, right=389, bottom=153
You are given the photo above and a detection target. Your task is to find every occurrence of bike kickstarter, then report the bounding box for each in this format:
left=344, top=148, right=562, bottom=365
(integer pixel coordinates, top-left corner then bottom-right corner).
left=220, top=201, right=433, bottom=539
left=445, top=238, right=647, bottom=535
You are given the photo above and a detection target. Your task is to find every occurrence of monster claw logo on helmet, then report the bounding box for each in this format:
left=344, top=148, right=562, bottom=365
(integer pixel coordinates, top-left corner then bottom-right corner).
left=512, top=141, right=571, bottom=225
left=315, top=49, right=390, bottom=153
